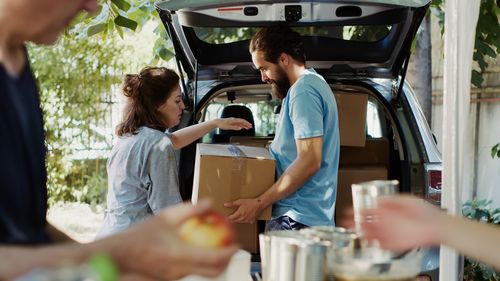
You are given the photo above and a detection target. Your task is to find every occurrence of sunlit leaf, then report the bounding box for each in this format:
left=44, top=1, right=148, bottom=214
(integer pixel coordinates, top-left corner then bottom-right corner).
left=158, top=47, right=174, bottom=61
left=471, top=70, right=484, bottom=87
left=93, top=3, right=111, bottom=23
left=111, top=0, right=131, bottom=12
left=115, top=24, right=124, bottom=39
left=114, top=15, right=138, bottom=31
left=492, top=143, right=500, bottom=159
left=87, top=23, right=107, bottom=36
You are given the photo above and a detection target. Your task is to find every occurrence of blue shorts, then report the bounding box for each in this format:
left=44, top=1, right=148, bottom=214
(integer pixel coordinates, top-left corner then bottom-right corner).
left=265, top=215, right=308, bottom=231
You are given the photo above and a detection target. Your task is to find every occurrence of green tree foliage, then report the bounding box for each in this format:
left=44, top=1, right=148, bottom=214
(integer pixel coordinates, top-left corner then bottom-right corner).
left=76, top=1, right=497, bottom=88
left=492, top=143, right=500, bottom=159
left=32, top=0, right=497, bottom=205
left=71, top=0, right=174, bottom=62
left=431, top=0, right=499, bottom=87
left=29, top=36, right=128, bottom=205
left=462, top=199, right=500, bottom=281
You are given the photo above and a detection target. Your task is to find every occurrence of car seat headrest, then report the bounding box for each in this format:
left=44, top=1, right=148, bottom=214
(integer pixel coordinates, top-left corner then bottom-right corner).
left=218, top=104, right=256, bottom=138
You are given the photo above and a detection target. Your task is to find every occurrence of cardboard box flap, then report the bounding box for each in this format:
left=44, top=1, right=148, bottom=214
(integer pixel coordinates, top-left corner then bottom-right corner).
left=197, top=143, right=274, bottom=160
left=230, top=136, right=273, bottom=148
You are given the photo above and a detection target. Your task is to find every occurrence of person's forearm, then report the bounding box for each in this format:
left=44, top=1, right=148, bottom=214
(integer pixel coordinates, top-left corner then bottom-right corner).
left=0, top=242, right=94, bottom=279
left=259, top=156, right=320, bottom=208
left=170, top=120, right=217, bottom=149
left=0, top=237, right=138, bottom=279
left=46, top=223, right=75, bottom=243
left=438, top=214, right=500, bottom=271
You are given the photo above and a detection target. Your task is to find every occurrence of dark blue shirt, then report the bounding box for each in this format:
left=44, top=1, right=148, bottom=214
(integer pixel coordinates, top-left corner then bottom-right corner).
left=0, top=54, right=50, bottom=244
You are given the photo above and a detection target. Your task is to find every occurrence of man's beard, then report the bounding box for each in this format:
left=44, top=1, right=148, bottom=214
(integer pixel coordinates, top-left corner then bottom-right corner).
left=269, top=68, right=290, bottom=100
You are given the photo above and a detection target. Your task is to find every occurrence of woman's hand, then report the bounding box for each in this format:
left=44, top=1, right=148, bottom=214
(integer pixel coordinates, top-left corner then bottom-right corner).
left=215, top=118, right=252, bottom=131
left=359, top=195, right=443, bottom=251
left=171, top=117, right=252, bottom=149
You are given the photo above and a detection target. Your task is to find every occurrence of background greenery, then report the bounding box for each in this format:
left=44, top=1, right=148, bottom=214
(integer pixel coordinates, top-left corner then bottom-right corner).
left=29, top=35, right=127, bottom=205
left=462, top=199, right=500, bottom=281
left=30, top=0, right=498, bottom=207
left=492, top=143, right=500, bottom=159
left=430, top=0, right=499, bottom=87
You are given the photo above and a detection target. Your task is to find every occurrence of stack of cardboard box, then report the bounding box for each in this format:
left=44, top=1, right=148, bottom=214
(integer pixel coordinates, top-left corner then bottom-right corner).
left=334, top=92, right=389, bottom=227
left=336, top=139, right=390, bottom=226
left=191, top=92, right=391, bottom=252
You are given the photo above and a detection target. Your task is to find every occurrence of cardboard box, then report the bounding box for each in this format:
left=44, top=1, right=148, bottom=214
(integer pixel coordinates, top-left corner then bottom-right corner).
left=334, top=93, right=368, bottom=147
left=234, top=221, right=266, bottom=254
left=229, top=136, right=273, bottom=148
left=340, top=138, right=390, bottom=167
left=335, top=166, right=388, bottom=227
left=192, top=143, right=275, bottom=220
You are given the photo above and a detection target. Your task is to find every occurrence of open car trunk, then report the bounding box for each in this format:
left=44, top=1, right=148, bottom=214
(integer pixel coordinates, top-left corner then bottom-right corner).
left=177, top=80, right=414, bottom=223
left=156, top=0, right=429, bottom=102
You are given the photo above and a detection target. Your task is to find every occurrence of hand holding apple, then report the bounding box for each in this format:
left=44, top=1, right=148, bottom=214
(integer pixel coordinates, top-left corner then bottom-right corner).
left=179, top=210, right=236, bottom=249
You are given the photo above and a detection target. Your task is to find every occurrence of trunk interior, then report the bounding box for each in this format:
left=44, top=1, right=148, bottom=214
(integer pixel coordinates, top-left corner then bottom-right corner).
left=178, top=81, right=412, bottom=232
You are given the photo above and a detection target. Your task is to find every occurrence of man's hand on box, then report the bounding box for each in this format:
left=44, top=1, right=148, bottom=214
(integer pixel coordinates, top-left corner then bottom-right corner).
left=224, top=198, right=262, bottom=223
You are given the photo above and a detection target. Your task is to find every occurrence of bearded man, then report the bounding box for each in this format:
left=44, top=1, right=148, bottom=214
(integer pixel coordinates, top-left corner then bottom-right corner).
left=224, top=25, right=340, bottom=230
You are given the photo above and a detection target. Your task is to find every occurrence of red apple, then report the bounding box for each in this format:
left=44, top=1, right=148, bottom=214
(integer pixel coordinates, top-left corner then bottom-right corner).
left=179, top=210, right=236, bottom=249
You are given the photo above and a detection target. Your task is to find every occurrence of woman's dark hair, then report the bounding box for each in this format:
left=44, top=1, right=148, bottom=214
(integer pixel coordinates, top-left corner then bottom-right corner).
left=249, top=25, right=305, bottom=64
left=116, top=66, right=180, bottom=136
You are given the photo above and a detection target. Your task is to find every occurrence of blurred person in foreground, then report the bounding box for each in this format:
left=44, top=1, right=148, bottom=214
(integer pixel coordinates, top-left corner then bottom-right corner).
left=358, top=195, right=500, bottom=271
left=0, top=0, right=237, bottom=279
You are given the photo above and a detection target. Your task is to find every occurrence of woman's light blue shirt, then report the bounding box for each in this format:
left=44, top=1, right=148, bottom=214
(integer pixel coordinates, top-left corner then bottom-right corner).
left=97, top=127, right=182, bottom=238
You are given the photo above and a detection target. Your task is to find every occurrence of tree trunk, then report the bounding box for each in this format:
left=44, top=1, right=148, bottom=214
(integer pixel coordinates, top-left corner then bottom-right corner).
left=409, top=13, right=433, bottom=127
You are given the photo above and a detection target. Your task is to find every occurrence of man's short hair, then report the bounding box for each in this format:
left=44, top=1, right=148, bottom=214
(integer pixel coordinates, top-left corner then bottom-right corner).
left=249, top=25, right=306, bottom=64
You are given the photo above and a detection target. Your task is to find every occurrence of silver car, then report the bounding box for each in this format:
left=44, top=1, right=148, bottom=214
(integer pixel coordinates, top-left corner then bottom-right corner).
left=156, top=1, right=442, bottom=280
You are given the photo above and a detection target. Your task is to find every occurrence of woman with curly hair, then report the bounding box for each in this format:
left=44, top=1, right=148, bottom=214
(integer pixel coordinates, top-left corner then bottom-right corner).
left=98, top=66, right=252, bottom=237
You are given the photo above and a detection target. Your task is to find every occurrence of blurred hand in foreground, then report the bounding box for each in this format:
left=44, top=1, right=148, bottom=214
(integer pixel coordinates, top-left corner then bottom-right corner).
left=101, top=200, right=239, bottom=280
left=356, top=195, right=442, bottom=251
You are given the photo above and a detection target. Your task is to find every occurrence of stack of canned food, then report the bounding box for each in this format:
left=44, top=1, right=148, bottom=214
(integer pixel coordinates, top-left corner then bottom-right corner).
left=259, top=180, right=422, bottom=281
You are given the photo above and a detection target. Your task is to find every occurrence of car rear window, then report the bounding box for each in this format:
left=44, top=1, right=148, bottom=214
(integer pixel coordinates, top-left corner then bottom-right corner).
left=201, top=100, right=279, bottom=143
left=193, top=25, right=392, bottom=44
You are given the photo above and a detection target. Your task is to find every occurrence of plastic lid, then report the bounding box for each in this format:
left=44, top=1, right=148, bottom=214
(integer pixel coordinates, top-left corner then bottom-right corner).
left=88, top=254, right=118, bottom=281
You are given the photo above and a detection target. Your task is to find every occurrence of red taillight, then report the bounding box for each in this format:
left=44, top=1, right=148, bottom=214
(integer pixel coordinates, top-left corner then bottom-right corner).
left=428, top=170, right=442, bottom=189
left=427, top=169, right=442, bottom=203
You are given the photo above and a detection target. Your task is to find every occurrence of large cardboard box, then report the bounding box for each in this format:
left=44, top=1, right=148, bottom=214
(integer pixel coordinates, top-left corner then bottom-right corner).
left=192, top=143, right=275, bottom=220
left=335, top=166, right=388, bottom=227
left=334, top=93, right=368, bottom=147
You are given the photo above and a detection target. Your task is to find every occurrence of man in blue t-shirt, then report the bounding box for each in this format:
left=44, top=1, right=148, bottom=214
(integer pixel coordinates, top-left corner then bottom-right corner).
left=225, top=26, right=340, bottom=230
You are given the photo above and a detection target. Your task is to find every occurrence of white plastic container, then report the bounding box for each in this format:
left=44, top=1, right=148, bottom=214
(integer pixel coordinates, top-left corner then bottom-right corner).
left=179, top=249, right=252, bottom=281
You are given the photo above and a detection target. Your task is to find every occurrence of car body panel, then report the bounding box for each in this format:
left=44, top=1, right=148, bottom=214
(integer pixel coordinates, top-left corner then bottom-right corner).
left=154, top=1, right=441, bottom=279
left=156, top=0, right=430, bottom=12
left=156, top=0, right=429, bottom=81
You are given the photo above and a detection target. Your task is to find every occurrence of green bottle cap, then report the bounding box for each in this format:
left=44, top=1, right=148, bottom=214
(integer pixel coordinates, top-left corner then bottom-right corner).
left=88, top=254, right=118, bottom=281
